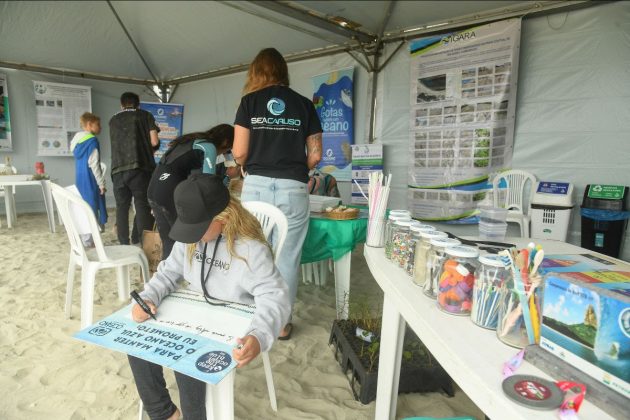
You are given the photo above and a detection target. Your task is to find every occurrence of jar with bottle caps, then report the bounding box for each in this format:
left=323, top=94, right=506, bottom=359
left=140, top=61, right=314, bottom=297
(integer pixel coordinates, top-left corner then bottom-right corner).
left=384, top=214, right=411, bottom=260
left=404, top=224, right=434, bottom=276
left=413, top=230, right=447, bottom=288
left=422, top=236, right=460, bottom=297
left=436, top=245, right=479, bottom=315
left=391, top=220, right=414, bottom=268
left=471, top=254, right=511, bottom=329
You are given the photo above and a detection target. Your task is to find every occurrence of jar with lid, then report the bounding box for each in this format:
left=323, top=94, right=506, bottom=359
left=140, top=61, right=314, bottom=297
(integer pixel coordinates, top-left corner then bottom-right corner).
left=471, top=254, right=511, bottom=329
left=413, top=230, right=446, bottom=288
left=436, top=245, right=479, bottom=315
left=384, top=214, right=411, bottom=260
left=404, top=224, right=434, bottom=276
left=391, top=220, right=414, bottom=268
left=423, top=236, right=460, bottom=297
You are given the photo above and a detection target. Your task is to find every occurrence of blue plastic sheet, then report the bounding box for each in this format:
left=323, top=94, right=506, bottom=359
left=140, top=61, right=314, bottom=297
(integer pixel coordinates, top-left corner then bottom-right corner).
left=580, top=208, right=630, bottom=221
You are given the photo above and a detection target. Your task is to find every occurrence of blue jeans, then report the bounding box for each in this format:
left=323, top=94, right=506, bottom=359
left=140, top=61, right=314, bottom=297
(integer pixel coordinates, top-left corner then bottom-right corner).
left=241, top=175, right=309, bottom=306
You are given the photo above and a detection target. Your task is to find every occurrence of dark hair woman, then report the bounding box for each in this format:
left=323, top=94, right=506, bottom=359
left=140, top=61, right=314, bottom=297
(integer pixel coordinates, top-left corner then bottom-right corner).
left=147, top=124, right=234, bottom=259
left=232, top=47, right=323, bottom=340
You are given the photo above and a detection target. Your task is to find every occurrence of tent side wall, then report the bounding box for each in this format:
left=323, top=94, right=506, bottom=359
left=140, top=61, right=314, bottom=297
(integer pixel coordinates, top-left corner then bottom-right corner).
left=376, top=1, right=630, bottom=260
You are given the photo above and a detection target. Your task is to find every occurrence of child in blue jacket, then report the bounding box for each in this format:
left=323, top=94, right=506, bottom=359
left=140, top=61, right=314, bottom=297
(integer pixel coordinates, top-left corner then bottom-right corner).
left=70, top=112, right=108, bottom=231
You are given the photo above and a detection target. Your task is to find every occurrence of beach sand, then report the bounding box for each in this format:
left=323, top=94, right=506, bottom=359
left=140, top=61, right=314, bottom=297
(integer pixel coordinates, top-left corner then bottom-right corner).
left=0, top=212, right=484, bottom=420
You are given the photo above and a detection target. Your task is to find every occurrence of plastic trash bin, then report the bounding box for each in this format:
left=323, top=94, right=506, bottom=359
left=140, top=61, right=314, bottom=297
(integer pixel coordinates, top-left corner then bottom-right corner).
left=580, top=184, right=629, bottom=258
left=530, top=181, right=574, bottom=241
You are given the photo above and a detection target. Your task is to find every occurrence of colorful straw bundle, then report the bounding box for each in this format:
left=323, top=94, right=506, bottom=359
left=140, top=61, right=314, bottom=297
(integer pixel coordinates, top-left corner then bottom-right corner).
left=365, top=172, right=391, bottom=246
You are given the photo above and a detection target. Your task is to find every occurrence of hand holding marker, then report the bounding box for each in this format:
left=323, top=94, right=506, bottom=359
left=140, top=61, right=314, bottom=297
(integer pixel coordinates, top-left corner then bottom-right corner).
left=130, top=290, right=157, bottom=321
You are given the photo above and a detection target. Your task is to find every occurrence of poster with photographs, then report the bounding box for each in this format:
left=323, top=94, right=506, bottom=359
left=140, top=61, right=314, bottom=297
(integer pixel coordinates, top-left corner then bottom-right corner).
left=0, top=73, right=11, bottom=151
left=408, top=19, right=521, bottom=222
left=34, top=81, right=92, bottom=156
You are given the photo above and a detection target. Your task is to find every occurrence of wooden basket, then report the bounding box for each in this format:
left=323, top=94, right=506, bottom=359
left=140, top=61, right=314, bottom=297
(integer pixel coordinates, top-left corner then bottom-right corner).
left=324, top=208, right=360, bottom=220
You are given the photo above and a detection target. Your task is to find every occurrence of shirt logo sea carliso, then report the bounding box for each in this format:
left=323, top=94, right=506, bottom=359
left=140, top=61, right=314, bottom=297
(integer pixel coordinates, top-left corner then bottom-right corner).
left=267, top=98, right=285, bottom=116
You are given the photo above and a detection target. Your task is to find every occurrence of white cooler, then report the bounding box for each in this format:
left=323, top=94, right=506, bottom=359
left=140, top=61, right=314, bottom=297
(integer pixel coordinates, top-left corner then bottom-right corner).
left=530, top=181, right=574, bottom=241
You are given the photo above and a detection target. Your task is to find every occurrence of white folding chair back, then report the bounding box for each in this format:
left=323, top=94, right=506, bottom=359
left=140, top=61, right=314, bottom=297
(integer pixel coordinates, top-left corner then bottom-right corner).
left=51, top=182, right=149, bottom=329
left=492, top=169, right=537, bottom=237
left=241, top=200, right=289, bottom=413
left=0, top=164, right=18, bottom=226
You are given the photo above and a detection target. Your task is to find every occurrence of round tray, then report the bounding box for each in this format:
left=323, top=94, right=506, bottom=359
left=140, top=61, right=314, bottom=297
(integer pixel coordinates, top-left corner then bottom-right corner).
left=324, top=209, right=360, bottom=220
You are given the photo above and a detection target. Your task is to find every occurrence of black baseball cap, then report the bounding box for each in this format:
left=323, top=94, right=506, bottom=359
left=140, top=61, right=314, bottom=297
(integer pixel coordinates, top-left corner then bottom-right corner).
left=169, top=174, right=230, bottom=243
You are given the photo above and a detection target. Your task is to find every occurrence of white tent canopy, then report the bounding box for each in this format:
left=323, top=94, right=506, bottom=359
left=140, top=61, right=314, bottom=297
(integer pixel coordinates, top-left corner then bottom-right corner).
left=0, top=1, right=581, bottom=86
left=1, top=0, right=629, bottom=260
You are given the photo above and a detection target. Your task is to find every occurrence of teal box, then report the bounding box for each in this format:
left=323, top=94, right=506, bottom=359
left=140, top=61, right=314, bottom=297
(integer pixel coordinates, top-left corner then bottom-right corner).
left=540, top=272, right=630, bottom=398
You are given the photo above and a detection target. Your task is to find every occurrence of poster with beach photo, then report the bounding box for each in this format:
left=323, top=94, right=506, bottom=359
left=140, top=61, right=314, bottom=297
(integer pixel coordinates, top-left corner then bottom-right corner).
left=0, top=73, right=12, bottom=151
left=408, top=19, right=521, bottom=222
left=74, top=290, right=253, bottom=385
left=34, top=81, right=92, bottom=156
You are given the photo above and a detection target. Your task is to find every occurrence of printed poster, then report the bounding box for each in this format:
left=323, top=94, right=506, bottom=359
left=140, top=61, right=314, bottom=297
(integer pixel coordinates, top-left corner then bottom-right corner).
left=140, top=102, right=184, bottom=163
left=0, top=73, right=12, bottom=151
left=74, top=290, right=253, bottom=385
left=34, top=81, right=92, bottom=156
left=408, top=19, right=521, bottom=222
left=312, top=68, right=354, bottom=182
left=351, top=144, right=383, bottom=205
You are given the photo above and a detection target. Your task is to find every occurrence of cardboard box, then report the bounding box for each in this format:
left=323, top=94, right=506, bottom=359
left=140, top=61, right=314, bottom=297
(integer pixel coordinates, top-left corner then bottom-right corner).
left=540, top=271, right=630, bottom=398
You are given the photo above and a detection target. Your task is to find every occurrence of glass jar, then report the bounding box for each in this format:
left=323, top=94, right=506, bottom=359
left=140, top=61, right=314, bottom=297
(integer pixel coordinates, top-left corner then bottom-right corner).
left=496, top=272, right=539, bottom=348
left=413, top=230, right=447, bottom=288
left=391, top=220, right=414, bottom=268
left=404, top=224, right=435, bottom=277
left=436, top=245, right=479, bottom=315
left=384, top=214, right=411, bottom=260
left=423, top=237, right=460, bottom=297
left=471, top=254, right=511, bottom=329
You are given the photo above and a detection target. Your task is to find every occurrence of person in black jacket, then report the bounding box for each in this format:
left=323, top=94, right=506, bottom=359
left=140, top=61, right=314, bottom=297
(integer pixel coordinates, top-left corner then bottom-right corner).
left=147, top=124, right=233, bottom=259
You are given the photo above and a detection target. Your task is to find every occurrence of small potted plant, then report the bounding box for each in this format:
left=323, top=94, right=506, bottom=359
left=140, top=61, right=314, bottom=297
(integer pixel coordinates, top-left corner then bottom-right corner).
left=329, top=296, right=454, bottom=404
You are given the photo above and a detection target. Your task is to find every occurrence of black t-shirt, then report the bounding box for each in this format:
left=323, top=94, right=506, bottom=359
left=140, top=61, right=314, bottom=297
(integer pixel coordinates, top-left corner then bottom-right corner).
left=109, top=108, right=160, bottom=175
left=234, top=85, right=322, bottom=183
left=147, top=142, right=204, bottom=214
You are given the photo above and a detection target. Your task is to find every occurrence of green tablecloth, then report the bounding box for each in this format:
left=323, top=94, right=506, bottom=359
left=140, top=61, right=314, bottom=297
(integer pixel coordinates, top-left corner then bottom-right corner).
left=300, top=214, right=368, bottom=264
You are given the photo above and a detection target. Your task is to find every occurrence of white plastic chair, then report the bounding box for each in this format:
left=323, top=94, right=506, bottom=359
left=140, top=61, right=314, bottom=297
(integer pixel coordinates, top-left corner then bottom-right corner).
left=0, top=163, right=18, bottom=227
left=241, top=200, right=288, bottom=413
left=492, top=170, right=537, bottom=237
left=51, top=182, right=150, bottom=329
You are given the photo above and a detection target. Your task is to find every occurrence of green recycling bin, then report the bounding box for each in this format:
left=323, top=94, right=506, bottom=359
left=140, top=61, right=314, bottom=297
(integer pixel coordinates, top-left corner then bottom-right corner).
left=580, top=184, right=629, bottom=258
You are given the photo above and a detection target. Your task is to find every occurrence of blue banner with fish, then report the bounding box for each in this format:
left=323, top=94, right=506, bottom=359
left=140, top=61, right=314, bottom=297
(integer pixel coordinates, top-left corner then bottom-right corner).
left=141, top=102, right=184, bottom=163
left=312, top=68, right=354, bottom=182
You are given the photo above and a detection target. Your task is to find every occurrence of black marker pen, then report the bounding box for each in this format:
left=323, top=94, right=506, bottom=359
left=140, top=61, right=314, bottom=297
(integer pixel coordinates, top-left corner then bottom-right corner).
left=130, top=290, right=157, bottom=321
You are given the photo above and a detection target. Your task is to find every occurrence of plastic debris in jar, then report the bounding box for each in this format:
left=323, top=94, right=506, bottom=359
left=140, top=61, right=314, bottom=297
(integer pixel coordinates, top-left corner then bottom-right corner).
left=391, top=220, right=414, bottom=268
left=404, top=224, right=435, bottom=277
left=471, top=254, right=511, bottom=329
left=436, top=245, right=479, bottom=315
left=496, top=272, right=539, bottom=349
left=422, top=236, right=460, bottom=297
left=384, top=214, right=411, bottom=260
left=414, top=230, right=447, bottom=288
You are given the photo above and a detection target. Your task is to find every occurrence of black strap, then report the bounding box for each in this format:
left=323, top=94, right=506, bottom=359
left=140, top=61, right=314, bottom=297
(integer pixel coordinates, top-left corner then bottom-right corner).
left=200, top=234, right=229, bottom=307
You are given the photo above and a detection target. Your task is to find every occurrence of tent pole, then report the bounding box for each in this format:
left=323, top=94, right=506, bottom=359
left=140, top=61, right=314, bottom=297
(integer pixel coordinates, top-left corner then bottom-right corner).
left=106, top=1, right=160, bottom=83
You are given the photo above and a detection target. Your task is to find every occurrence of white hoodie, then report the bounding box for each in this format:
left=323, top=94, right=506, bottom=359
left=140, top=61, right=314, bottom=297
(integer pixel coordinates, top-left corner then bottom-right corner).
left=140, top=237, right=290, bottom=352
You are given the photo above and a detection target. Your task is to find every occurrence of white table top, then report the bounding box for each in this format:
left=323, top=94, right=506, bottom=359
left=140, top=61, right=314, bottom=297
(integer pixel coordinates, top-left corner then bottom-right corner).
left=364, top=239, right=626, bottom=420
left=0, top=174, right=43, bottom=183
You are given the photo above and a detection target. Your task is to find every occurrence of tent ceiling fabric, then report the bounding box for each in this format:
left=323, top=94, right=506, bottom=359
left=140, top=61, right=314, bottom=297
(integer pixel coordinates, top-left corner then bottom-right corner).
left=1, top=0, right=578, bottom=84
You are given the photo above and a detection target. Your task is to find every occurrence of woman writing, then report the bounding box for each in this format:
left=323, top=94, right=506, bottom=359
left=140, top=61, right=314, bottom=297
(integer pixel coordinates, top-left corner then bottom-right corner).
left=148, top=124, right=234, bottom=259
left=129, top=174, right=290, bottom=420
left=233, top=47, right=322, bottom=340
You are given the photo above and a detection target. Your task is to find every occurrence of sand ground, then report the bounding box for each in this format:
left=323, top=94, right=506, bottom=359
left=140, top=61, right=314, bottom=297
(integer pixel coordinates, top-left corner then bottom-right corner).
left=0, top=212, right=484, bottom=420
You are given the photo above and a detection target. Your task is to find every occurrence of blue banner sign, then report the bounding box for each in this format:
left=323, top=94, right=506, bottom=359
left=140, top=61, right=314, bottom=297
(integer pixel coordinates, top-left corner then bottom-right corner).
left=141, top=102, right=184, bottom=163
left=312, top=68, right=354, bottom=181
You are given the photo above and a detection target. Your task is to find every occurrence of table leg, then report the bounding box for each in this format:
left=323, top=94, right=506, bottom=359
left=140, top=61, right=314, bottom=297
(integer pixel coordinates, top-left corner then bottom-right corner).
left=333, top=252, right=351, bottom=319
left=40, top=180, right=56, bottom=233
left=374, top=295, right=405, bottom=420
left=5, top=186, right=15, bottom=228
left=206, top=369, right=235, bottom=420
